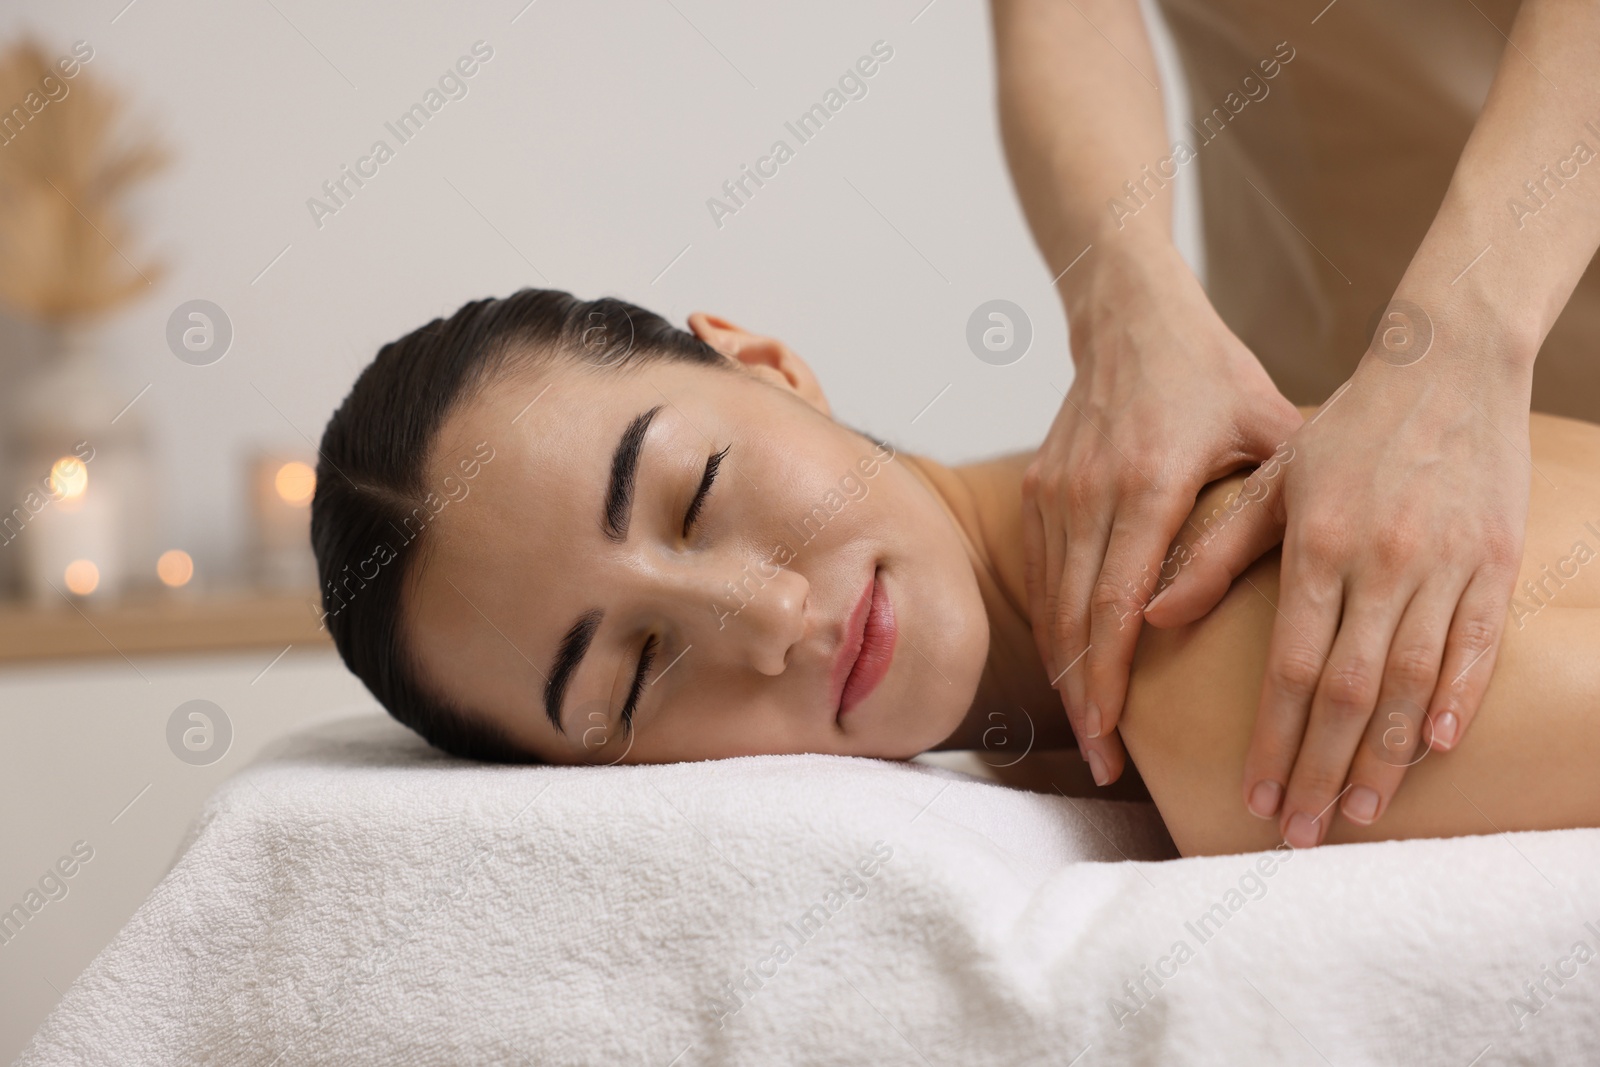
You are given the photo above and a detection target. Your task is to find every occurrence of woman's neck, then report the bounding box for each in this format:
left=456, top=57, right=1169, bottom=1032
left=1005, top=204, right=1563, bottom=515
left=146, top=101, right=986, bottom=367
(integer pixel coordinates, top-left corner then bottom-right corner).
left=897, top=450, right=1076, bottom=753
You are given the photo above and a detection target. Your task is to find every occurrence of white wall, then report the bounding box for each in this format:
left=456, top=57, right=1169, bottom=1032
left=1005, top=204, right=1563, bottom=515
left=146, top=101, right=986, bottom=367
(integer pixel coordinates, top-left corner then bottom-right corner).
left=0, top=0, right=1199, bottom=1058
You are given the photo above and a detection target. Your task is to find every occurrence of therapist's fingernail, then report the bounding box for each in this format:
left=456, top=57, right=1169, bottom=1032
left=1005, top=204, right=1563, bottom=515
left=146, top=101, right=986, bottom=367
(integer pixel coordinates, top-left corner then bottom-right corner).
left=1087, top=750, right=1109, bottom=787
left=1285, top=811, right=1321, bottom=849
left=1431, top=711, right=1459, bottom=750
left=1146, top=586, right=1170, bottom=611
left=1084, top=703, right=1102, bottom=740
left=1247, top=780, right=1282, bottom=819
left=1342, top=786, right=1380, bottom=825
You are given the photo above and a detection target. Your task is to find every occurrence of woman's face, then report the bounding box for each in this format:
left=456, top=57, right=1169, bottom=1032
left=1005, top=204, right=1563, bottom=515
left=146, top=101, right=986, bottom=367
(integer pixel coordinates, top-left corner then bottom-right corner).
left=404, top=312, right=989, bottom=765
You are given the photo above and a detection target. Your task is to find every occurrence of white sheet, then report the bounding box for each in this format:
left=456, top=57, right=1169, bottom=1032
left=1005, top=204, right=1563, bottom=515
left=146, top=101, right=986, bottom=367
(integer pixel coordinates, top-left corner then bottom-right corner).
left=19, top=714, right=1600, bottom=1065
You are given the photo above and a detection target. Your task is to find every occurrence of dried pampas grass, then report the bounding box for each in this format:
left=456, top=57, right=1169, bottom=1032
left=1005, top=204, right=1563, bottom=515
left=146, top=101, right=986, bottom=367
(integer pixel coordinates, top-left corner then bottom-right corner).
left=0, top=37, right=168, bottom=325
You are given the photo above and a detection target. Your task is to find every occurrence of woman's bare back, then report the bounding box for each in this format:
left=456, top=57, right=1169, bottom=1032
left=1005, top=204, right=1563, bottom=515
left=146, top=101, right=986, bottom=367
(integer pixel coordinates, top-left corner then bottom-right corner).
left=1120, top=408, right=1600, bottom=857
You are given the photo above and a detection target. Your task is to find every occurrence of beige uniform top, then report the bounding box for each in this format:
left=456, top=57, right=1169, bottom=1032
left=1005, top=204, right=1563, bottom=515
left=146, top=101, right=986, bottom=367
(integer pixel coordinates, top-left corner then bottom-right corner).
left=1151, top=0, right=1600, bottom=419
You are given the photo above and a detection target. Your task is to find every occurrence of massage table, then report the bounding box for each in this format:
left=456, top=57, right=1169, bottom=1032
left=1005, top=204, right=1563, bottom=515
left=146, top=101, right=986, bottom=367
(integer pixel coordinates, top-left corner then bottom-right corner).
left=18, top=714, right=1600, bottom=1065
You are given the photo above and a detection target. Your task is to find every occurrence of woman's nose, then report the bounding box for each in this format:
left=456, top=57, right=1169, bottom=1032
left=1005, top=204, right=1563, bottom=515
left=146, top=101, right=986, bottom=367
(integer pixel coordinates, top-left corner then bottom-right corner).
left=699, top=560, right=808, bottom=676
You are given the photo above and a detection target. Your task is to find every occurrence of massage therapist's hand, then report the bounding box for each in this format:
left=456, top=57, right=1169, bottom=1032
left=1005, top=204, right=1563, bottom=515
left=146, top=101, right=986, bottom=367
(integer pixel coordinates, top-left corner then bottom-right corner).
left=1022, top=241, right=1303, bottom=787
left=1145, top=311, right=1535, bottom=847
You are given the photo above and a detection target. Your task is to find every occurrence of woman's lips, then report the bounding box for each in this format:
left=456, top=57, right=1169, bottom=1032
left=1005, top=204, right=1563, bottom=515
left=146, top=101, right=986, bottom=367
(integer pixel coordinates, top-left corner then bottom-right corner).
left=835, top=567, right=896, bottom=718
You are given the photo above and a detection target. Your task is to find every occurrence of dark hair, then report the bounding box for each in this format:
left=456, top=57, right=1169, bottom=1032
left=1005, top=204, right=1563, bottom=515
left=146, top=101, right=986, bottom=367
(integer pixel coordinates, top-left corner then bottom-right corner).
left=311, top=288, right=733, bottom=762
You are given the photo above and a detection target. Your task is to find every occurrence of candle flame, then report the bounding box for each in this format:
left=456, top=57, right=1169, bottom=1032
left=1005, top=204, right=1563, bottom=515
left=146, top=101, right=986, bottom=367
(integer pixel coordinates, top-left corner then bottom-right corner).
left=157, top=549, right=195, bottom=588
left=275, top=461, right=316, bottom=506
left=50, top=456, right=88, bottom=501
left=64, top=559, right=100, bottom=596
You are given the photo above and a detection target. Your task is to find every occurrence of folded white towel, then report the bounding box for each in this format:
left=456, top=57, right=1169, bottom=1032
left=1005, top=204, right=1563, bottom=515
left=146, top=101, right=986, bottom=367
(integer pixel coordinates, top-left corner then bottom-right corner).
left=19, top=714, right=1600, bottom=1065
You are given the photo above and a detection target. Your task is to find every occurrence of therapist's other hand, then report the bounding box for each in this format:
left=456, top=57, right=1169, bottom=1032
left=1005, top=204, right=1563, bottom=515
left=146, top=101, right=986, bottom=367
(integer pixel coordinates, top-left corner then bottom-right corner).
left=1145, top=312, right=1534, bottom=846
left=1022, top=244, right=1302, bottom=787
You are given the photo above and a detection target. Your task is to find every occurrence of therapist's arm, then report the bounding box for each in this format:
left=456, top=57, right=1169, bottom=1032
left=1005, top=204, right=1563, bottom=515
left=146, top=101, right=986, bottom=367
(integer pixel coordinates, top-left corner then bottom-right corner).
left=990, top=0, right=1302, bottom=784
left=1147, top=0, right=1600, bottom=845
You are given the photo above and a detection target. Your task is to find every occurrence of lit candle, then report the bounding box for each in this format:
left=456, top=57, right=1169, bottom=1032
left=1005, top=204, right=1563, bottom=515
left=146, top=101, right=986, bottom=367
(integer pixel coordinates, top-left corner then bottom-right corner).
left=250, top=454, right=317, bottom=589
left=22, top=453, right=123, bottom=604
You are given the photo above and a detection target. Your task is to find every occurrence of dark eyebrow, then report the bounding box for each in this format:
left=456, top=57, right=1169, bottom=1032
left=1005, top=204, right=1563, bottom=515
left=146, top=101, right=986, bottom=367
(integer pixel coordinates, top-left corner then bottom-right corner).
left=603, top=404, right=663, bottom=543
left=544, top=405, right=664, bottom=734
left=545, top=608, right=603, bottom=734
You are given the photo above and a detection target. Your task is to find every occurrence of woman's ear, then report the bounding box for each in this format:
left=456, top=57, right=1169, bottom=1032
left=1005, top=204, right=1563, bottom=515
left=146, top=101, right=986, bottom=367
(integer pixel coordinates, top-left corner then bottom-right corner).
left=686, top=311, right=831, bottom=417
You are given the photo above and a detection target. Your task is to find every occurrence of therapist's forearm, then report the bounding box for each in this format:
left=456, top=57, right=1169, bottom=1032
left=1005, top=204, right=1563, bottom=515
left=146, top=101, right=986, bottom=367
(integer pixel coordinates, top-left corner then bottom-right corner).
left=990, top=0, right=1177, bottom=316
left=1393, top=0, right=1600, bottom=370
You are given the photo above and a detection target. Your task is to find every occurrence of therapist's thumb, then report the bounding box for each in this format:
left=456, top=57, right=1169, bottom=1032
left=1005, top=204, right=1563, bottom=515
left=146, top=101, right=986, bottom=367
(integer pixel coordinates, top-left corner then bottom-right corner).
left=1143, top=472, right=1287, bottom=627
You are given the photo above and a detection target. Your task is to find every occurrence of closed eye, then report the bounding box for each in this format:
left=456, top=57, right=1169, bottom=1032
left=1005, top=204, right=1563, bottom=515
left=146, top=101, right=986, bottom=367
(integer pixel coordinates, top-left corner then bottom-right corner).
left=617, top=443, right=726, bottom=736
left=620, top=634, right=657, bottom=735
left=682, top=443, right=729, bottom=537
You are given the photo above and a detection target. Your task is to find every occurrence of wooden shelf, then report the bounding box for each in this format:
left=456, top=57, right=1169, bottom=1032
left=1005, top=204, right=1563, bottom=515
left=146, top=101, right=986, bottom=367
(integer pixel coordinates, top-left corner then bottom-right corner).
left=0, top=591, right=333, bottom=663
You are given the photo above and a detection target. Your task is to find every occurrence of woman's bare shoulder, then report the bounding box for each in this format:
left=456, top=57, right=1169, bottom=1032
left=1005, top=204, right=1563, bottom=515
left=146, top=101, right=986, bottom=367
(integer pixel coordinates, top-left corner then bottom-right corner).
left=1118, top=405, right=1600, bottom=856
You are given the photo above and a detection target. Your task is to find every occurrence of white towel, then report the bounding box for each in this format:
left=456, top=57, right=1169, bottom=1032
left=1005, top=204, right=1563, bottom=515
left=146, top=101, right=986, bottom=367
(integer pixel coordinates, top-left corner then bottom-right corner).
left=19, top=714, right=1600, bottom=1066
